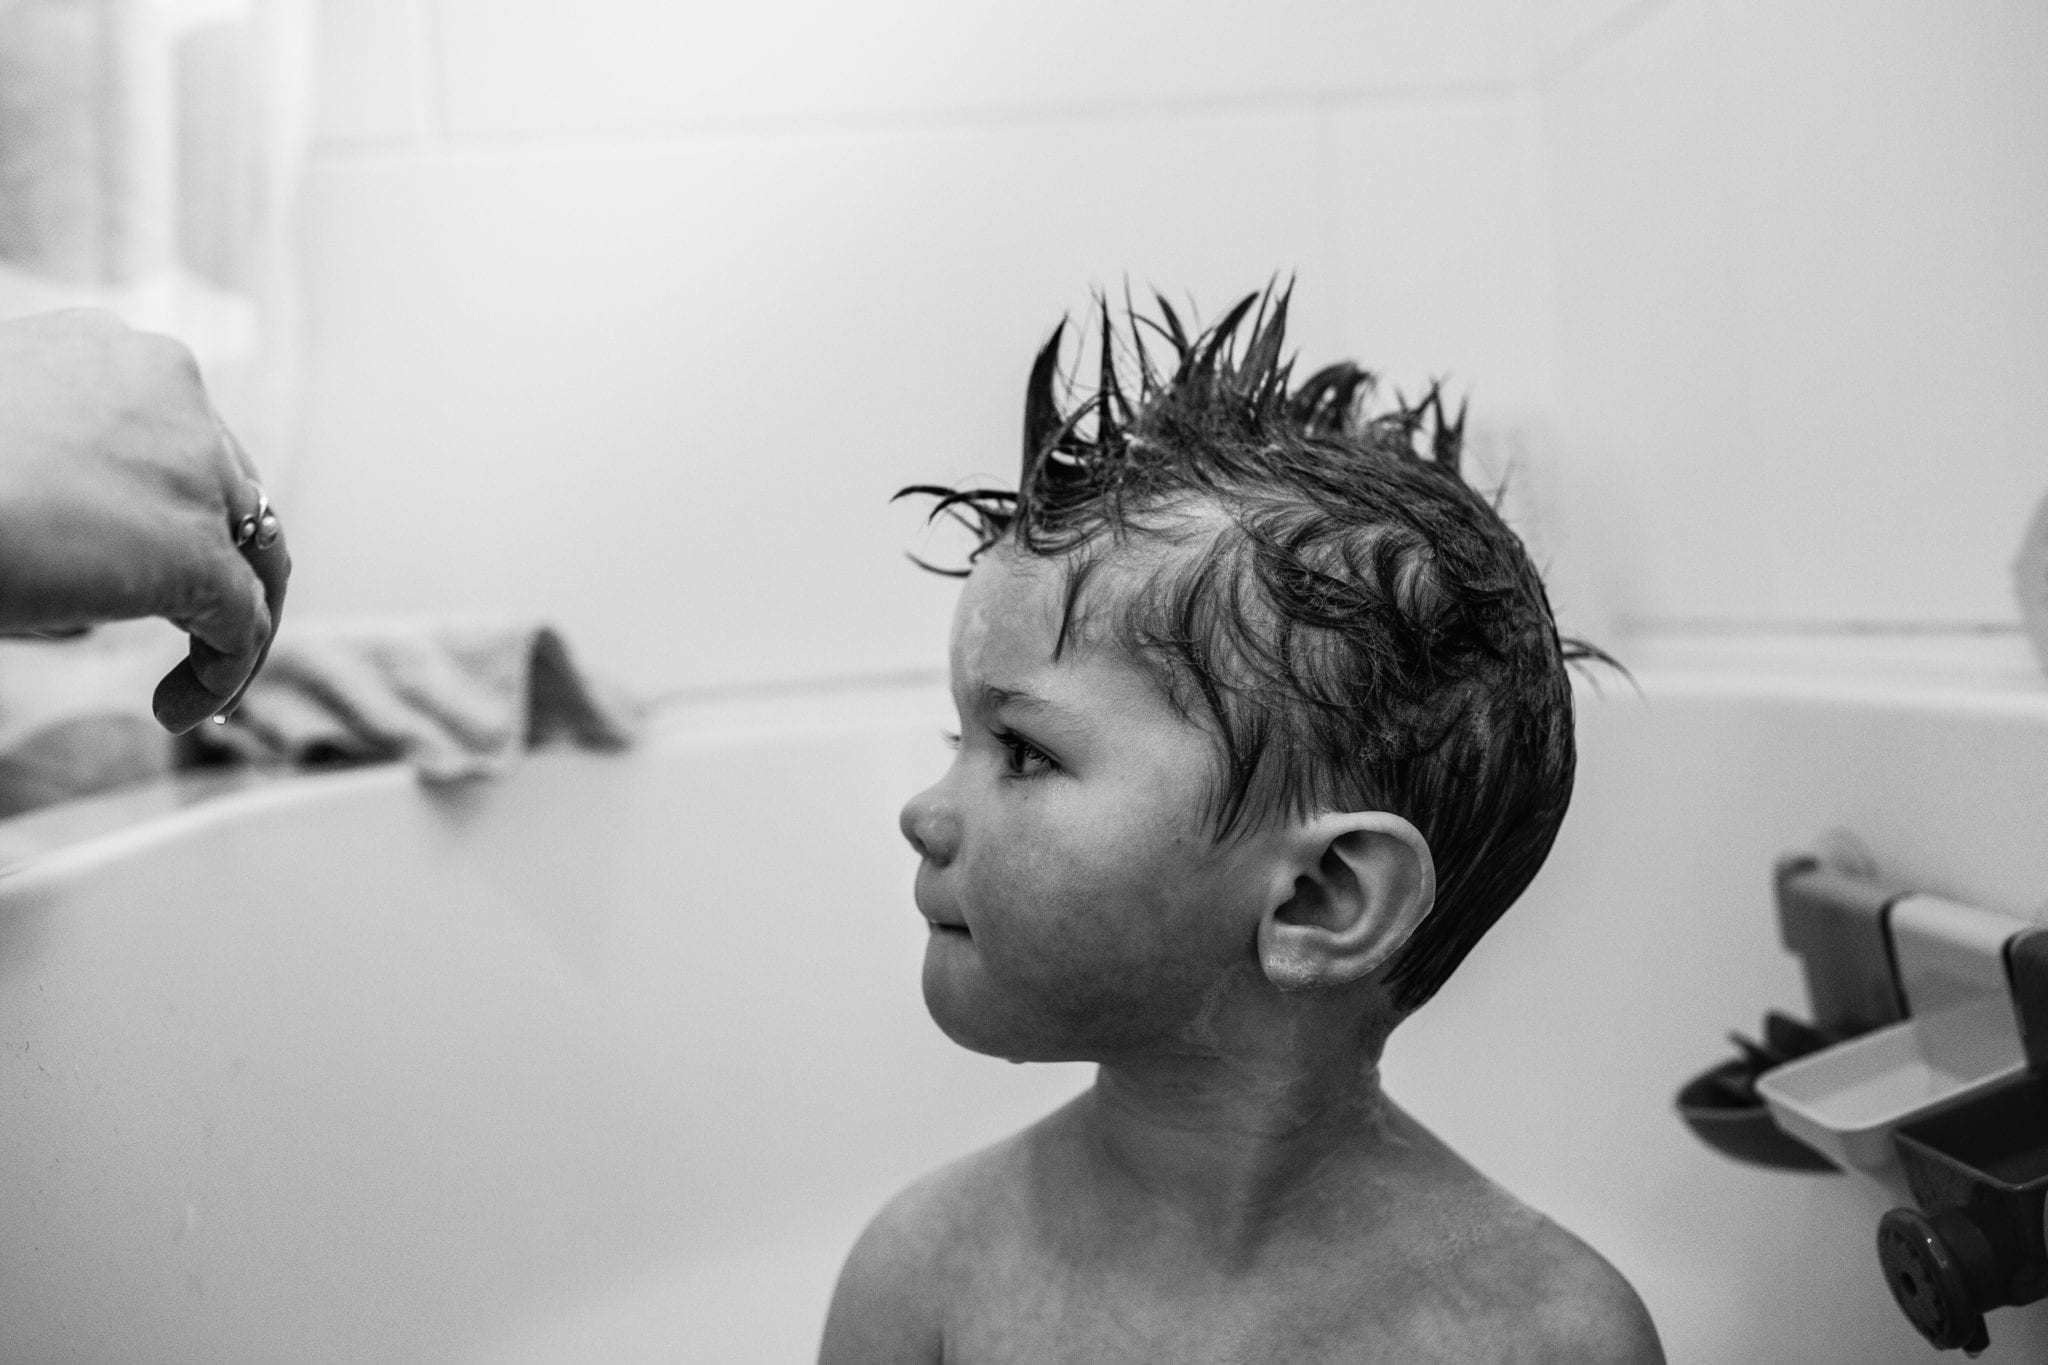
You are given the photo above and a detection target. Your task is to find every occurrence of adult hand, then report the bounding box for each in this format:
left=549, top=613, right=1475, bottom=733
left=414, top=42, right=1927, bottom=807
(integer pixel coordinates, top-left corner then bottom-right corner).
left=0, top=309, right=291, bottom=733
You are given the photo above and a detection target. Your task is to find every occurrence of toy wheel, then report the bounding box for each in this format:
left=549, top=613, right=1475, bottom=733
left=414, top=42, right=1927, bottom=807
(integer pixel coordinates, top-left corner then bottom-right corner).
left=1877, top=1207, right=1992, bottom=1354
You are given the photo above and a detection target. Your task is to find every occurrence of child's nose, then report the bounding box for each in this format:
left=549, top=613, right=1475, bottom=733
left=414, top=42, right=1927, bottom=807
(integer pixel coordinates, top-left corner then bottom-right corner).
left=899, top=784, right=960, bottom=867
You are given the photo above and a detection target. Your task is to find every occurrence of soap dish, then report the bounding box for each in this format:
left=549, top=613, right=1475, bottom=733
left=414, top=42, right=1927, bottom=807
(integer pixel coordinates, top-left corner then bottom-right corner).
left=1756, top=996, right=2028, bottom=1171
left=1674, top=1011, right=1840, bottom=1172
left=1676, top=1057, right=1841, bottom=1171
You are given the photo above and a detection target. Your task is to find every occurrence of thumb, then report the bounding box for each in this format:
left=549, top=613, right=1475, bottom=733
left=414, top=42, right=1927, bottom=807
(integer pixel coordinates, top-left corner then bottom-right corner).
left=151, top=549, right=274, bottom=734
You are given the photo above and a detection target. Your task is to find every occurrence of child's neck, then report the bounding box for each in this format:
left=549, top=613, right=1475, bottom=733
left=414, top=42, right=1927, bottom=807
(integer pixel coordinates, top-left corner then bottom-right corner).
left=1075, top=1023, right=1406, bottom=1259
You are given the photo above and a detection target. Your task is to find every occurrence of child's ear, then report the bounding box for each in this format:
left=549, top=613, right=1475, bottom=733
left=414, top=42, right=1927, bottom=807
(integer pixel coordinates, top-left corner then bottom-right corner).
left=1256, top=812, right=1435, bottom=992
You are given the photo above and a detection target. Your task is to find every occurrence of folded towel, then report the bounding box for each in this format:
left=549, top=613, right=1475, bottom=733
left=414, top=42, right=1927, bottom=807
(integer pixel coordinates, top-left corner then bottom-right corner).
left=188, top=617, right=643, bottom=783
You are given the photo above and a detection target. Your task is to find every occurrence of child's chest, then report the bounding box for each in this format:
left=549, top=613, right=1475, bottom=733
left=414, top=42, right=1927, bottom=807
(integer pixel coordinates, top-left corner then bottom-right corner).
left=933, top=1226, right=1529, bottom=1365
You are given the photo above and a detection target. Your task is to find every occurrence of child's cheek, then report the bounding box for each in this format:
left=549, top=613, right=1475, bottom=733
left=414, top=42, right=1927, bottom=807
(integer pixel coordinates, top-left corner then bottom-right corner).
left=968, top=828, right=1116, bottom=964
left=970, top=828, right=1078, bottom=947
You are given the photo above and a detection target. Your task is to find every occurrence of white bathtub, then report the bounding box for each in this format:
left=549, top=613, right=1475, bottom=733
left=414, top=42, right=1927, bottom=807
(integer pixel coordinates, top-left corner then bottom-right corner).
left=2, top=664, right=2046, bottom=1363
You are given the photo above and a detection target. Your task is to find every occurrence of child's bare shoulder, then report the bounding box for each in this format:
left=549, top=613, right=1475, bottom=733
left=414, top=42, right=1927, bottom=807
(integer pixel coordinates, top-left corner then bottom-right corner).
left=1389, top=1164, right=1665, bottom=1365
left=1514, top=1221, right=1665, bottom=1365
left=817, top=1129, right=1032, bottom=1365
left=1316, top=1099, right=1658, bottom=1363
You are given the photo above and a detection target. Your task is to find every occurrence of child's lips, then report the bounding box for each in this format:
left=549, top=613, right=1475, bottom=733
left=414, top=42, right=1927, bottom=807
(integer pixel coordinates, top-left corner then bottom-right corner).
left=915, top=890, right=970, bottom=934
left=920, top=906, right=971, bottom=935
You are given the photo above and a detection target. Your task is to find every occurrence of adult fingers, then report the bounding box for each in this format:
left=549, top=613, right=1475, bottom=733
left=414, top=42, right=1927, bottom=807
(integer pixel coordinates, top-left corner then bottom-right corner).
left=211, top=426, right=293, bottom=708
left=207, top=514, right=290, bottom=720
left=151, top=496, right=292, bottom=734
left=151, top=547, right=272, bottom=733
left=146, top=413, right=292, bottom=731
left=153, top=662, right=229, bottom=735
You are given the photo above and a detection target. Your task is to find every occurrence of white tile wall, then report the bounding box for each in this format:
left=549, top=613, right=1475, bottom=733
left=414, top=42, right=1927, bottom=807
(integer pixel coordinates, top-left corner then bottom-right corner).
left=1715, top=0, right=2048, bottom=626
left=1328, top=102, right=1562, bottom=418
left=283, top=2, right=1560, bottom=695
left=428, top=0, right=1528, bottom=136
left=310, top=0, right=430, bottom=145
left=286, top=0, right=2046, bottom=694
left=1534, top=0, right=1764, bottom=626
left=1526, top=0, right=1661, bottom=74
left=287, top=110, right=1356, bottom=692
left=1537, top=0, right=2048, bottom=629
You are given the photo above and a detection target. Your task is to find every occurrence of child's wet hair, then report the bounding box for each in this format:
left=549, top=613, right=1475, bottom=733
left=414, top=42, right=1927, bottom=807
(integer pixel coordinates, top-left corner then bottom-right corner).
left=899, top=285, right=1615, bottom=1014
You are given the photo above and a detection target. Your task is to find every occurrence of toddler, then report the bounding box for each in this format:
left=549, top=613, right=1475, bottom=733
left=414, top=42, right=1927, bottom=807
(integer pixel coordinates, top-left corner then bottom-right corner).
left=820, top=288, right=1664, bottom=1364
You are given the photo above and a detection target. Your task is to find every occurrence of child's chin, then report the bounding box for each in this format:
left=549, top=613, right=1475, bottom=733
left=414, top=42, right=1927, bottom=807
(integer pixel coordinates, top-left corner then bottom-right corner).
left=920, top=957, right=1004, bottom=1055
left=921, top=995, right=1090, bottom=1066
left=920, top=936, right=1124, bottom=1062
left=921, top=949, right=1048, bottom=1061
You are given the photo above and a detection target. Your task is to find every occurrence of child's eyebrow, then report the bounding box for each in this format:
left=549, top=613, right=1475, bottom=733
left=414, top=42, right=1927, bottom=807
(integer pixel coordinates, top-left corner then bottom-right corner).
left=982, top=684, right=1048, bottom=713
left=980, top=684, right=1069, bottom=721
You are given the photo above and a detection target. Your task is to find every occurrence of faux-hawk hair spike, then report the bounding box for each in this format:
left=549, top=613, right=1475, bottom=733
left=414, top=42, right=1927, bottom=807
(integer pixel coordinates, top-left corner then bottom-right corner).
left=896, top=283, right=1615, bottom=1016
left=913, top=280, right=1469, bottom=559
left=1020, top=321, right=1066, bottom=490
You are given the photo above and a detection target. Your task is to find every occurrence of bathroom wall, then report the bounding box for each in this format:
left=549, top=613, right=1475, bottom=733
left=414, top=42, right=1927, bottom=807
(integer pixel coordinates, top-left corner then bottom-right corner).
left=283, top=0, right=1564, bottom=695
left=1531, top=0, right=2048, bottom=638
left=282, top=0, right=2048, bottom=697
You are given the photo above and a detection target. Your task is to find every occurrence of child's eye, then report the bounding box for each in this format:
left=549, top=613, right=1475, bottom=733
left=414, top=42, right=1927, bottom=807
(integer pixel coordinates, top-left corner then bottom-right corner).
left=993, top=728, right=1057, bottom=778
left=940, top=729, right=961, bottom=750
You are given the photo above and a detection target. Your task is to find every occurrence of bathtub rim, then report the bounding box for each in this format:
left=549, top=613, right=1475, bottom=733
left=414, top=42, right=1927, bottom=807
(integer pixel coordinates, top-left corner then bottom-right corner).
left=0, top=654, right=2039, bottom=894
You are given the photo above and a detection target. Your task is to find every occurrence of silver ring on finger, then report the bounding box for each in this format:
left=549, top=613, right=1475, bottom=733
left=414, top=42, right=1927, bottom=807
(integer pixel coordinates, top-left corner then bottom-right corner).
left=232, top=490, right=282, bottom=551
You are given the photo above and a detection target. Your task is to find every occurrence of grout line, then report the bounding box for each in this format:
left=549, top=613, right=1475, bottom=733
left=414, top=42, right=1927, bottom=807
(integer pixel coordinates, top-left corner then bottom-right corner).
left=1531, top=0, right=1679, bottom=87
left=410, top=0, right=451, bottom=148
left=304, top=77, right=1522, bottom=164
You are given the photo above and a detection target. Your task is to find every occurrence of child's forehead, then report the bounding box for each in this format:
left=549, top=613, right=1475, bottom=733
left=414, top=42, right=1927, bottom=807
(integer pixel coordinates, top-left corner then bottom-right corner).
left=950, top=541, right=1250, bottom=756
left=954, top=542, right=1164, bottom=664
left=947, top=546, right=1177, bottom=701
left=952, top=549, right=1092, bottom=671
